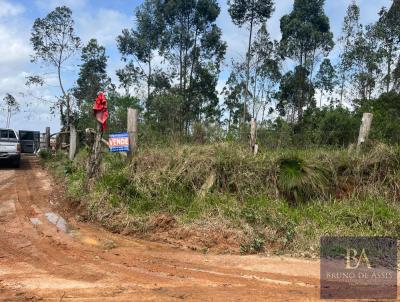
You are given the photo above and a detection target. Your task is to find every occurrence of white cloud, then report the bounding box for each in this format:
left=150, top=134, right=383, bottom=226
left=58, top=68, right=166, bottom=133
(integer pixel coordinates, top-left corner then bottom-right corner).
left=0, top=21, right=32, bottom=96
left=0, top=25, right=31, bottom=65
left=77, top=8, right=131, bottom=46
left=0, top=0, right=25, bottom=18
left=35, top=0, right=88, bottom=10
left=0, top=2, right=61, bottom=131
left=76, top=7, right=132, bottom=97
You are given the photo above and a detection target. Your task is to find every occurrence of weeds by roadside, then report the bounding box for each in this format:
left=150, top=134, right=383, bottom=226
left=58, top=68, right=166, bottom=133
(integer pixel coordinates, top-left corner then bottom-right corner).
left=41, top=143, right=400, bottom=255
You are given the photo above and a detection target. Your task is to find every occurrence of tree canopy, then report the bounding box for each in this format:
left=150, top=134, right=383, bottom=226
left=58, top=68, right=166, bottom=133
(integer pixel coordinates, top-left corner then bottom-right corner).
left=22, top=1, right=400, bottom=146
left=30, top=6, right=81, bottom=129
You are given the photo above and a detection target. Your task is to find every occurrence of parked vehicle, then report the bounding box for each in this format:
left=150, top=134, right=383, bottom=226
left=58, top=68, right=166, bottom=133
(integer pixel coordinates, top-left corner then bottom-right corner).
left=0, top=128, right=21, bottom=167
left=19, top=130, right=40, bottom=154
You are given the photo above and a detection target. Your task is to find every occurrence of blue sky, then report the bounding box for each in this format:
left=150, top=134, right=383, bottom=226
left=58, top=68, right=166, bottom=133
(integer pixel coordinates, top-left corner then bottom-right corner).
left=0, top=0, right=392, bottom=132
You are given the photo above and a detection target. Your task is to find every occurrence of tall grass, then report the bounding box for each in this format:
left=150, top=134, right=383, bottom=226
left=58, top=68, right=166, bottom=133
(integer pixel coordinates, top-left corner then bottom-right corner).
left=44, top=143, right=400, bottom=254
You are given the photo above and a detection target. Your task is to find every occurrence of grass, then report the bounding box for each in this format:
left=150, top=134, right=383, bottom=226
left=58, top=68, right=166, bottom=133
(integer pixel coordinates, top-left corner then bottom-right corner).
left=42, top=142, right=400, bottom=255
left=277, top=155, right=330, bottom=203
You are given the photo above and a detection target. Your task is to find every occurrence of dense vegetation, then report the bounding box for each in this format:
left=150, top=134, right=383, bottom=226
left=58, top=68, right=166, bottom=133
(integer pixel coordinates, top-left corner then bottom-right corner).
left=33, top=0, right=400, bottom=255
left=42, top=142, right=400, bottom=254
left=20, top=0, right=400, bottom=145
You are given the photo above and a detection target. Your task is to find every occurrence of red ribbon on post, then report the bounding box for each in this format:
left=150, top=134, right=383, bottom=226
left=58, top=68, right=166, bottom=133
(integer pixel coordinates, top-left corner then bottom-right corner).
left=93, top=92, right=109, bottom=131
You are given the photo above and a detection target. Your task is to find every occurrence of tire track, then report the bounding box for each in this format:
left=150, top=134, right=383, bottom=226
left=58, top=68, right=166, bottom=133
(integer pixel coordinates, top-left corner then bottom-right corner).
left=0, top=156, right=323, bottom=301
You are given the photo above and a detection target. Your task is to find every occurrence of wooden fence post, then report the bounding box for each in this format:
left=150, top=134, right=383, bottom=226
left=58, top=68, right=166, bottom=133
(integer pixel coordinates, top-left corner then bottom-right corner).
left=86, top=122, right=103, bottom=179
left=69, top=124, right=77, bottom=160
left=45, top=127, right=50, bottom=149
left=55, top=134, right=61, bottom=151
left=127, top=108, right=138, bottom=159
left=250, top=118, right=258, bottom=155
left=357, top=113, right=373, bottom=151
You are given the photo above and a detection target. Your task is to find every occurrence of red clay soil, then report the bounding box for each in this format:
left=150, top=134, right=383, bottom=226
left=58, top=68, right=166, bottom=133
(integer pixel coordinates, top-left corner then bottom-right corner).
left=0, top=156, right=343, bottom=301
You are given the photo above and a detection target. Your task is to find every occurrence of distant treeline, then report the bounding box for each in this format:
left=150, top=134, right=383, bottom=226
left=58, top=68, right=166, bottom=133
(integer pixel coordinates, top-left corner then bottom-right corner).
left=28, top=0, right=400, bottom=145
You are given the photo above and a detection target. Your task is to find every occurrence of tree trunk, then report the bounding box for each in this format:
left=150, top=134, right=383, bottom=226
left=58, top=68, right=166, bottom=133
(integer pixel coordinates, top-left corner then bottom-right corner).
left=147, top=54, right=152, bottom=107
left=298, top=50, right=305, bottom=121
left=228, top=110, right=232, bottom=132
left=188, top=28, right=198, bottom=105
left=261, top=103, right=266, bottom=124
left=340, top=74, right=345, bottom=106
left=57, top=64, right=69, bottom=130
left=308, top=46, right=317, bottom=104
left=66, top=95, right=70, bottom=130
left=243, top=13, right=254, bottom=124
left=6, top=107, right=11, bottom=128
left=320, top=91, right=323, bottom=108
left=86, top=122, right=103, bottom=179
left=386, top=47, right=392, bottom=93
left=179, top=33, right=183, bottom=92
left=252, top=59, right=258, bottom=119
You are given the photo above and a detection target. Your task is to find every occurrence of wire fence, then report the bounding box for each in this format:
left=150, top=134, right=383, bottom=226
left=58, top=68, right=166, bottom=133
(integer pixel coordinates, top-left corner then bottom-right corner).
left=47, top=117, right=400, bottom=152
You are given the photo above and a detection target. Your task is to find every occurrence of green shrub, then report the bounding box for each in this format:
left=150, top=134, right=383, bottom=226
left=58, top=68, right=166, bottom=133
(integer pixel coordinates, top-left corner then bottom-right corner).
left=46, top=143, right=400, bottom=254
left=240, top=236, right=265, bottom=254
left=277, top=155, right=330, bottom=204
left=38, top=149, right=52, bottom=161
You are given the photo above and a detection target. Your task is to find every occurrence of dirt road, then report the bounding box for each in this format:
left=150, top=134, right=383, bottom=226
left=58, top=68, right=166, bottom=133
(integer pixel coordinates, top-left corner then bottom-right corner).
left=0, top=156, right=322, bottom=301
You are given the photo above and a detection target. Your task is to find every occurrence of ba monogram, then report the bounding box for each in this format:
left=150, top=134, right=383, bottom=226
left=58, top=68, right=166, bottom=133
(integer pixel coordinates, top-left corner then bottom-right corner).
left=345, top=248, right=372, bottom=269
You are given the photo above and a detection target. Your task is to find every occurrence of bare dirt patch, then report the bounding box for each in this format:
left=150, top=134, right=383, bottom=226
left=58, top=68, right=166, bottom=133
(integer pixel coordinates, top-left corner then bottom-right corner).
left=148, top=217, right=244, bottom=254
left=0, top=156, right=332, bottom=301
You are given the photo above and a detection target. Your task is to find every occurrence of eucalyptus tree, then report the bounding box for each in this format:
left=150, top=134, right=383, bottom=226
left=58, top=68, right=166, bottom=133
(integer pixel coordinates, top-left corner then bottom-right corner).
left=119, top=0, right=226, bottom=132
left=315, top=58, right=337, bottom=107
left=347, top=25, right=381, bottom=100
left=116, top=63, right=143, bottom=96
left=227, top=0, right=275, bottom=123
left=249, top=23, right=281, bottom=120
left=30, top=6, right=81, bottom=130
left=280, top=0, right=334, bottom=69
left=279, top=0, right=334, bottom=119
left=226, top=24, right=281, bottom=124
left=3, top=94, right=19, bottom=128
left=337, top=1, right=361, bottom=104
left=373, top=0, right=400, bottom=92
left=222, top=71, right=247, bottom=131
left=277, top=66, right=315, bottom=123
left=117, top=0, right=164, bottom=102
left=162, top=0, right=226, bottom=132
